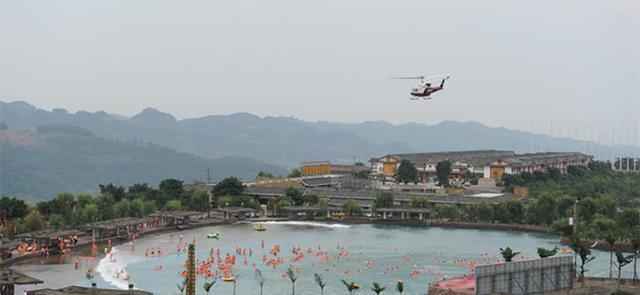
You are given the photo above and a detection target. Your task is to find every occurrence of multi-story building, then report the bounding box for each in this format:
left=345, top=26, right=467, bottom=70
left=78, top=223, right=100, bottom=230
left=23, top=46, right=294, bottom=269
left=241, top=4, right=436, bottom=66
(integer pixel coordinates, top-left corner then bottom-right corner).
left=369, top=150, right=592, bottom=183
left=300, top=161, right=369, bottom=177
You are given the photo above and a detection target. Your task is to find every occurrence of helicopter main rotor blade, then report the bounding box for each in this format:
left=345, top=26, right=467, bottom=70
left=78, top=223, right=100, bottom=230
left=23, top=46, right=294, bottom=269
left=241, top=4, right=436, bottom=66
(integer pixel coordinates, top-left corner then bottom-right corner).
left=390, top=76, right=424, bottom=80
left=391, top=74, right=450, bottom=80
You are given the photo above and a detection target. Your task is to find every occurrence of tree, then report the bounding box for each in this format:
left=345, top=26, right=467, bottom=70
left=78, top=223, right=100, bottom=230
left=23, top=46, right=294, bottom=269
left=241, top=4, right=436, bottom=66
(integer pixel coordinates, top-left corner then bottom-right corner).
left=436, top=204, right=457, bottom=220
left=177, top=279, right=186, bottom=295
left=592, top=214, right=617, bottom=238
left=165, top=200, right=182, bottom=211
left=287, top=168, right=302, bottom=178
left=128, top=183, right=153, bottom=195
left=99, top=183, right=127, bottom=202
left=286, top=268, right=299, bottom=295
left=159, top=179, right=185, bottom=208
left=275, top=196, right=294, bottom=215
left=528, top=194, right=557, bottom=225
left=96, top=194, right=114, bottom=220
left=128, top=183, right=156, bottom=201
left=341, top=280, right=359, bottom=295
left=630, top=233, right=640, bottom=284
left=255, top=269, right=266, bottom=295
left=189, top=190, right=210, bottom=214
left=396, top=280, right=404, bottom=295
left=343, top=200, right=363, bottom=217
left=285, top=187, right=305, bottom=206
left=576, top=242, right=596, bottom=286
left=395, top=159, right=418, bottom=184
left=537, top=247, right=558, bottom=258
left=410, top=196, right=428, bottom=208
left=614, top=252, right=634, bottom=284
left=605, top=233, right=618, bottom=279
left=314, top=273, right=327, bottom=295
left=372, top=282, right=386, bottom=294
left=303, top=194, right=320, bottom=206
left=373, top=191, right=394, bottom=209
left=113, top=199, right=131, bottom=218
left=82, top=204, right=100, bottom=222
left=0, top=197, right=28, bottom=219
left=474, top=201, right=494, bottom=222
left=212, top=177, right=244, bottom=197
left=436, top=160, right=451, bottom=187
left=143, top=200, right=157, bottom=215
left=22, top=211, right=45, bottom=232
left=51, top=193, right=76, bottom=216
left=499, top=247, right=520, bottom=262
left=257, top=171, right=276, bottom=179
left=203, top=278, right=216, bottom=295
left=503, top=200, right=524, bottom=223
left=129, top=198, right=145, bottom=218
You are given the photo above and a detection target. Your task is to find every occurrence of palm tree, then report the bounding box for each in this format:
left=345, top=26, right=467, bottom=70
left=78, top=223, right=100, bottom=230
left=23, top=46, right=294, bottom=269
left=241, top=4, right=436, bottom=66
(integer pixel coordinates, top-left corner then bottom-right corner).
left=371, top=282, right=386, bottom=294
left=630, top=235, right=640, bottom=284
left=314, top=273, right=327, bottom=295
left=177, top=279, right=186, bottom=295
left=287, top=268, right=299, bottom=295
left=396, top=280, right=404, bottom=295
left=614, top=252, right=634, bottom=285
left=605, top=232, right=617, bottom=279
left=341, top=280, right=359, bottom=295
left=499, top=247, right=520, bottom=262
left=568, top=234, right=582, bottom=274
left=537, top=246, right=559, bottom=258
left=255, top=269, right=266, bottom=295
left=576, top=243, right=596, bottom=287
left=203, top=278, right=216, bottom=295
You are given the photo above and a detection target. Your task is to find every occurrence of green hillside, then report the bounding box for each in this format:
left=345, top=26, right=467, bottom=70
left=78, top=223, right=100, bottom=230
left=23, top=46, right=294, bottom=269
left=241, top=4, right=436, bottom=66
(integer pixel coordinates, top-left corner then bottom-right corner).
left=0, top=125, right=286, bottom=199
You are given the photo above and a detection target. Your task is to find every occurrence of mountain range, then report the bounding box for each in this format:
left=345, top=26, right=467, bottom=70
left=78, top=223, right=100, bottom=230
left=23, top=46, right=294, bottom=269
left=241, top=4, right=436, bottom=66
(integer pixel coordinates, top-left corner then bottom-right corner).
left=1, top=100, right=637, bottom=198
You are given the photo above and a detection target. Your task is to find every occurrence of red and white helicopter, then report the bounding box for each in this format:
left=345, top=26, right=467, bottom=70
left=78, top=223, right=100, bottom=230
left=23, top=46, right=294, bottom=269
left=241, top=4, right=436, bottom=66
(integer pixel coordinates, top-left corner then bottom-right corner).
left=392, top=74, right=450, bottom=100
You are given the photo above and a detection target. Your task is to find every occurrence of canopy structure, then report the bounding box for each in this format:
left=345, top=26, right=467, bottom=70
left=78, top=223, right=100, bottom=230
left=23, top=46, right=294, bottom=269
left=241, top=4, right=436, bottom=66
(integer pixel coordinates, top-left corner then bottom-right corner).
left=0, top=268, right=43, bottom=295
left=27, top=285, right=153, bottom=295
left=281, top=206, right=335, bottom=219
left=14, top=230, right=81, bottom=246
left=213, top=207, right=256, bottom=220
left=375, top=207, right=432, bottom=220
left=147, top=211, right=201, bottom=227
left=84, top=217, right=152, bottom=239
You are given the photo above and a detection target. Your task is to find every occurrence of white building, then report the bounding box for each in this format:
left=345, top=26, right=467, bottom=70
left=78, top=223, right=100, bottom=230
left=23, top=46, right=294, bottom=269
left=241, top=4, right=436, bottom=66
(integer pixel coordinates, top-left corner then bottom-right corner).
left=370, top=150, right=592, bottom=183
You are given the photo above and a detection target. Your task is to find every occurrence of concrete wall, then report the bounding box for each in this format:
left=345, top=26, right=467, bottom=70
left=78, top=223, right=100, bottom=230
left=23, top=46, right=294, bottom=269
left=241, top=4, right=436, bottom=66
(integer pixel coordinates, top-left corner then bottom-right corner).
left=474, top=256, right=573, bottom=295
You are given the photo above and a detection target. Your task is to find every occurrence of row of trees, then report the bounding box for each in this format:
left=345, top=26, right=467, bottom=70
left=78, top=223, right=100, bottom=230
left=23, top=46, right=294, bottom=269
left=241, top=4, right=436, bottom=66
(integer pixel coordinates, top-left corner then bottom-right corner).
left=1, top=178, right=217, bottom=237
left=203, top=268, right=408, bottom=295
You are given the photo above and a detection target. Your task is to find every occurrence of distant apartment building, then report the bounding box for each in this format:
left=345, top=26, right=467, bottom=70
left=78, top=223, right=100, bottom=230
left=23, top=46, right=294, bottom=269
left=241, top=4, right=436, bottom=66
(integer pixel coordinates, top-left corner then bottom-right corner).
left=369, top=150, right=592, bottom=183
left=300, top=161, right=369, bottom=176
left=613, top=157, right=639, bottom=172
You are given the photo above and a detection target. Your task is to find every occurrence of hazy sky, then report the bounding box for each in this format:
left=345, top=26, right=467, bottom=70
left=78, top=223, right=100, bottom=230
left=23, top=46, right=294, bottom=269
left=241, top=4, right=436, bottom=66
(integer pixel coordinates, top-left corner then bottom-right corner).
left=1, top=0, right=638, bottom=143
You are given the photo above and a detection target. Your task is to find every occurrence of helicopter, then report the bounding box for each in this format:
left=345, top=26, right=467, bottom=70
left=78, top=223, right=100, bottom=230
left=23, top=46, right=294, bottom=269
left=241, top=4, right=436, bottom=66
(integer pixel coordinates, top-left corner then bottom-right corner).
left=392, top=75, right=450, bottom=99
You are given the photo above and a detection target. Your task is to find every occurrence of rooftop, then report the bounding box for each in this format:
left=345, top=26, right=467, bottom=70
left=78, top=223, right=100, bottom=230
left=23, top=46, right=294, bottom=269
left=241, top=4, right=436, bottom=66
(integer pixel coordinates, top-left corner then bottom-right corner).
left=84, top=217, right=152, bottom=230
left=212, top=207, right=256, bottom=213
left=373, top=150, right=591, bottom=167
left=15, top=229, right=81, bottom=239
left=0, top=268, right=43, bottom=285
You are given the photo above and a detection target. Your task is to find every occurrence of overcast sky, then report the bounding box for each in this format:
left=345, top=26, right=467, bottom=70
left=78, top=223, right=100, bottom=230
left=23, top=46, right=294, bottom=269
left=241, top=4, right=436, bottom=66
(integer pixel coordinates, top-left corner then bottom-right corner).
left=1, top=0, right=638, bottom=144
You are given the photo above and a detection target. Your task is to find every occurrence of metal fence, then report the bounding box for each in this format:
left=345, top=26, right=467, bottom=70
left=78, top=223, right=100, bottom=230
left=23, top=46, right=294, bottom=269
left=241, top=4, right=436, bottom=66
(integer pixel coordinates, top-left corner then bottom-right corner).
left=475, top=256, right=574, bottom=295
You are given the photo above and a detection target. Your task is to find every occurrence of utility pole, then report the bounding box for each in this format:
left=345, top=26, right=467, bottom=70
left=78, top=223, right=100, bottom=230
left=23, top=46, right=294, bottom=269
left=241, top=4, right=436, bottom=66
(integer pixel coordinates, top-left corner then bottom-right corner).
left=207, top=168, right=211, bottom=183
left=572, top=199, right=579, bottom=236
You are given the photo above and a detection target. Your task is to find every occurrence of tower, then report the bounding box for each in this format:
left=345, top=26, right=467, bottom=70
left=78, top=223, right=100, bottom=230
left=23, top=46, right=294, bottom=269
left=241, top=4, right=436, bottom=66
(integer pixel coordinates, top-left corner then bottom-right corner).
left=186, top=243, right=196, bottom=295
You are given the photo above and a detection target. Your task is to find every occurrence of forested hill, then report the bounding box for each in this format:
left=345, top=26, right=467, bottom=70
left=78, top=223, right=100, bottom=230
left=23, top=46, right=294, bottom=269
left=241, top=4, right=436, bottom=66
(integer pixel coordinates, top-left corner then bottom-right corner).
left=0, top=125, right=286, bottom=199
left=4, top=100, right=637, bottom=167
